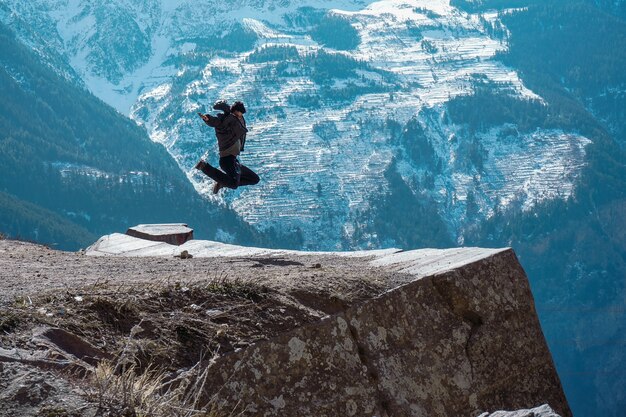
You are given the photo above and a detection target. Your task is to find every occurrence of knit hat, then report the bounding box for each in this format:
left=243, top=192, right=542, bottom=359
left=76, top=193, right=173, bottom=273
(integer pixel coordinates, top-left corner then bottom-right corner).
left=231, top=101, right=246, bottom=114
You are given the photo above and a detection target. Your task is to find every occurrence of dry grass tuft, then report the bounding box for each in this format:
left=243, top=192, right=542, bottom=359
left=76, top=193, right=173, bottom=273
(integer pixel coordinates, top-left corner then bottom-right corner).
left=92, top=360, right=165, bottom=416
left=89, top=349, right=226, bottom=417
left=85, top=321, right=247, bottom=417
left=0, top=312, right=20, bottom=334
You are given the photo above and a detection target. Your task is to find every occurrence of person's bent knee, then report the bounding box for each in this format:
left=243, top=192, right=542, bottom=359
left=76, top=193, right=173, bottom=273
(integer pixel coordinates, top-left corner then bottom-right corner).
left=225, top=182, right=239, bottom=190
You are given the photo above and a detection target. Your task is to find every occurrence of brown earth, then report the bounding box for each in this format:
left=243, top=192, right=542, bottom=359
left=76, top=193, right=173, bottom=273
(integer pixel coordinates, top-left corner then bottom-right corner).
left=0, top=238, right=411, bottom=417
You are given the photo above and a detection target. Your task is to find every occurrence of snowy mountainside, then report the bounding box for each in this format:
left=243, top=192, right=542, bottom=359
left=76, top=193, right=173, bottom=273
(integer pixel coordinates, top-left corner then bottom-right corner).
left=0, top=2, right=82, bottom=86
left=403, top=103, right=591, bottom=237
left=2, top=0, right=592, bottom=248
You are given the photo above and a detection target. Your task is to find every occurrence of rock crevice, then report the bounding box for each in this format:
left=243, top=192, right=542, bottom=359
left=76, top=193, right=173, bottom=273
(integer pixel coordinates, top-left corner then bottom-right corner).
left=431, top=277, right=485, bottom=382
left=346, top=317, right=392, bottom=417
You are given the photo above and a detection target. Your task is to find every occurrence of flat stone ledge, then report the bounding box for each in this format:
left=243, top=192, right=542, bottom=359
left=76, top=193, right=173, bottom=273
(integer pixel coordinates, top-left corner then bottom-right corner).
left=125, top=223, right=193, bottom=246
left=86, top=232, right=402, bottom=258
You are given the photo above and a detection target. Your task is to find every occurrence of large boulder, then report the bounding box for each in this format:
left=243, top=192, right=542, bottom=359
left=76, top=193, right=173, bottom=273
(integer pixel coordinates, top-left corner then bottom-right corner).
left=178, top=247, right=571, bottom=417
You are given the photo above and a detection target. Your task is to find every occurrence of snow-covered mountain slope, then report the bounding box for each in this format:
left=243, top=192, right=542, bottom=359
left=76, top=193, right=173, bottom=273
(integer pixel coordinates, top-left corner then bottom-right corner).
left=0, top=2, right=82, bottom=86
left=2, top=0, right=592, bottom=248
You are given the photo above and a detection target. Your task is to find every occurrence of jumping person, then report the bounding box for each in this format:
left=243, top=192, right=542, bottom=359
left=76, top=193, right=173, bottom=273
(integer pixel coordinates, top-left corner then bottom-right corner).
left=195, top=100, right=260, bottom=194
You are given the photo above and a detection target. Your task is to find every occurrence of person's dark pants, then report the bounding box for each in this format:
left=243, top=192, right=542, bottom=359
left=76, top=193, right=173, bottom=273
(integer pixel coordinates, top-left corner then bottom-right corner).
left=200, top=155, right=259, bottom=189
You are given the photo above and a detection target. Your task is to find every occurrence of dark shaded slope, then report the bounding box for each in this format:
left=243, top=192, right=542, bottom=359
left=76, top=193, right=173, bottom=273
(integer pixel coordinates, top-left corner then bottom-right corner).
left=0, top=191, right=96, bottom=249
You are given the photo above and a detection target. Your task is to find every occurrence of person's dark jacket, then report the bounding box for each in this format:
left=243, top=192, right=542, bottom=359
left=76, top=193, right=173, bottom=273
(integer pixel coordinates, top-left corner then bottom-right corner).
left=203, top=113, right=248, bottom=153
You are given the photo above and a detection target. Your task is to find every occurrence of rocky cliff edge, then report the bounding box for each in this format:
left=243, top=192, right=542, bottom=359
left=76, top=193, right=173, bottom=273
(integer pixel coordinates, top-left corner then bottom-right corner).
left=0, top=232, right=570, bottom=416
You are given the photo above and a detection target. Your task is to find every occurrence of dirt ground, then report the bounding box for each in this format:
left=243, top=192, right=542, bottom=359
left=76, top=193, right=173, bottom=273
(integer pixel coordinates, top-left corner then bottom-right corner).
left=0, top=239, right=409, bottom=306
left=0, top=238, right=411, bottom=416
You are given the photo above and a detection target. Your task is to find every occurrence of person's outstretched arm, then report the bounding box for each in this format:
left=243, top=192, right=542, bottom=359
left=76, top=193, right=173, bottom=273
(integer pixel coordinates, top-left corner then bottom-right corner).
left=198, top=112, right=220, bottom=127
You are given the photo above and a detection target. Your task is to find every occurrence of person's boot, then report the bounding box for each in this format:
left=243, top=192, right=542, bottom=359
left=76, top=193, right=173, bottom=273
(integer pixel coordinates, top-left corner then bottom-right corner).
left=212, top=182, right=224, bottom=194
left=195, top=159, right=206, bottom=170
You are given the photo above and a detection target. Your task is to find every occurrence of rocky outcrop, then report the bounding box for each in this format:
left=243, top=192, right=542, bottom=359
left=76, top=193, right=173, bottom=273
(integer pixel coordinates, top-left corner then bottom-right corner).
left=190, top=248, right=570, bottom=417
left=1, top=235, right=571, bottom=416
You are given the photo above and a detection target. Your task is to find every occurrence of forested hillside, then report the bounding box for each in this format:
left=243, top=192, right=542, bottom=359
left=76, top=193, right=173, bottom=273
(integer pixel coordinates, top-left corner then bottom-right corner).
left=0, top=191, right=96, bottom=249
left=447, top=2, right=626, bottom=415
